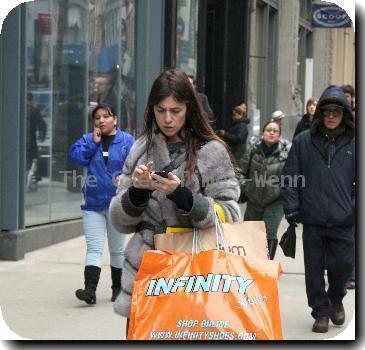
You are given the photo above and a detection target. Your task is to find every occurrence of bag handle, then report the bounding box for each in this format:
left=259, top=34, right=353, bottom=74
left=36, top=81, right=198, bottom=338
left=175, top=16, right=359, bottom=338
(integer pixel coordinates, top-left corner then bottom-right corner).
left=192, top=227, right=206, bottom=256
left=214, top=208, right=229, bottom=258
left=191, top=207, right=228, bottom=255
left=191, top=210, right=234, bottom=274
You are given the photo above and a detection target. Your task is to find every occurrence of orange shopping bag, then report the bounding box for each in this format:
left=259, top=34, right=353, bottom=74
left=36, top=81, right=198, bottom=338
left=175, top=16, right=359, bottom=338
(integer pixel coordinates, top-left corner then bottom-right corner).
left=128, top=249, right=283, bottom=340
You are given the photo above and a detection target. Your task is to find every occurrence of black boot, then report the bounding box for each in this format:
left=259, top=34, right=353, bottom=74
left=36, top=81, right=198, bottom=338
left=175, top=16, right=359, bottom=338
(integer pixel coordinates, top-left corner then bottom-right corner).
left=75, top=265, right=101, bottom=305
left=268, top=239, right=278, bottom=260
left=111, top=265, right=122, bottom=302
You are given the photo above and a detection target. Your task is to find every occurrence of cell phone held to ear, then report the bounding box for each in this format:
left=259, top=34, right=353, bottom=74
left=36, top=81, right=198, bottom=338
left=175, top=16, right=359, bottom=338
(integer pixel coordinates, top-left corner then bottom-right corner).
left=152, top=171, right=168, bottom=178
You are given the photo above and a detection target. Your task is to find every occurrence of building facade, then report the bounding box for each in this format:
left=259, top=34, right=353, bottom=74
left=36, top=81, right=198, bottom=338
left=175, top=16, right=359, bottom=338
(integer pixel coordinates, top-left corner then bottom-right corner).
left=0, top=0, right=355, bottom=259
left=247, top=0, right=355, bottom=139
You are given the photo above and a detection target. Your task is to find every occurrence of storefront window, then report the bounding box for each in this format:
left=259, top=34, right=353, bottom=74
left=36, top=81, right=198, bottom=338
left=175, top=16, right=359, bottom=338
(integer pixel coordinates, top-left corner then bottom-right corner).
left=253, top=1, right=278, bottom=124
left=24, top=0, right=136, bottom=226
left=297, top=5, right=313, bottom=105
left=175, top=0, right=199, bottom=76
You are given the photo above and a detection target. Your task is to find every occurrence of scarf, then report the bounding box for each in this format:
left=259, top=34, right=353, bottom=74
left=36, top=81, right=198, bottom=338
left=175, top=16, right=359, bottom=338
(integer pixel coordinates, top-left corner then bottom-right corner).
left=261, top=141, right=279, bottom=158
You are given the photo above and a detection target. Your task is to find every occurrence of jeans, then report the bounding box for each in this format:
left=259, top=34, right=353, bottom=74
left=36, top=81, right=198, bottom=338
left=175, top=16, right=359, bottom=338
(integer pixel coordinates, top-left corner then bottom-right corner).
left=83, top=210, right=125, bottom=268
left=244, top=201, right=284, bottom=240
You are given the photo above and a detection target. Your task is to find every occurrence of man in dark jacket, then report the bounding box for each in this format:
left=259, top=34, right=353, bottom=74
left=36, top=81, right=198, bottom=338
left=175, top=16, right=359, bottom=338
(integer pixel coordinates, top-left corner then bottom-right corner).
left=281, top=85, right=355, bottom=333
left=187, top=75, right=215, bottom=123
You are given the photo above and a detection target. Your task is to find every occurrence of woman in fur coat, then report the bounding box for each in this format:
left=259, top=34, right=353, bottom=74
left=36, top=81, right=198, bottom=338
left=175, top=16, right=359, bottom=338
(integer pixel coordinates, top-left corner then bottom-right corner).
left=109, top=69, right=241, bottom=324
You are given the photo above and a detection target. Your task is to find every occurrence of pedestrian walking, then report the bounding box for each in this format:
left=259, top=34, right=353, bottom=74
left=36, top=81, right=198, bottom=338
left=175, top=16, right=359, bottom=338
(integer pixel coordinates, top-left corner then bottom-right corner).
left=293, top=97, right=318, bottom=139
left=341, top=84, right=355, bottom=110
left=281, top=85, right=355, bottom=333
left=270, top=110, right=286, bottom=125
left=69, top=105, right=135, bottom=305
left=238, top=121, right=291, bottom=259
left=341, top=84, right=356, bottom=290
left=217, top=103, right=250, bottom=161
left=26, top=92, right=47, bottom=192
left=187, top=74, right=215, bottom=123
left=109, top=69, right=241, bottom=330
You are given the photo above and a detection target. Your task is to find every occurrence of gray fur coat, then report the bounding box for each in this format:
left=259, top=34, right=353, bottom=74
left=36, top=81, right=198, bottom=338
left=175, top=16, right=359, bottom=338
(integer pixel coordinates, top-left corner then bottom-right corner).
left=109, top=131, right=241, bottom=317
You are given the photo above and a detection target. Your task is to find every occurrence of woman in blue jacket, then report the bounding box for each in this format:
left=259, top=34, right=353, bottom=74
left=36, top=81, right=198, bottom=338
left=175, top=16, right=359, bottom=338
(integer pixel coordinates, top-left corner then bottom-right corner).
left=69, top=105, right=135, bottom=305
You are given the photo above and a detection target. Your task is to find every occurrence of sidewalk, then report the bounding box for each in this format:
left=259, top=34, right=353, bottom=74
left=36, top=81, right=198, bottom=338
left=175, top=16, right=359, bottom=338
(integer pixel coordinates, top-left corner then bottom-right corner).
left=0, top=220, right=355, bottom=340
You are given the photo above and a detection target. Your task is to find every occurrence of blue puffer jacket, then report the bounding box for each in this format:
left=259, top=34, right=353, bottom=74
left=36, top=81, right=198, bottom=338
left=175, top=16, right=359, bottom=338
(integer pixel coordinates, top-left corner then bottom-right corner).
left=281, top=85, right=355, bottom=227
left=69, top=129, right=135, bottom=211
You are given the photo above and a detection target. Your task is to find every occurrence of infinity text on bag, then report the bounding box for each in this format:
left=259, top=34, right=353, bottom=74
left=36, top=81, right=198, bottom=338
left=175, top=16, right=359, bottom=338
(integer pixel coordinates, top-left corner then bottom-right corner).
left=146, top=273, right=253, bottom=296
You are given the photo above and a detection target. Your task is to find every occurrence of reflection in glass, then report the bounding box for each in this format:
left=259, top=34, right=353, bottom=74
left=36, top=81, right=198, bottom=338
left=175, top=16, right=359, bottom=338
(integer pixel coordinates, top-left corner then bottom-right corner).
left=88, top=0, right=136, bottom=134
left=25, top=1, right=54, bottom=226
left=24, top=0, right=136, bottom=226
left=176, top=0, right=199, bottom=76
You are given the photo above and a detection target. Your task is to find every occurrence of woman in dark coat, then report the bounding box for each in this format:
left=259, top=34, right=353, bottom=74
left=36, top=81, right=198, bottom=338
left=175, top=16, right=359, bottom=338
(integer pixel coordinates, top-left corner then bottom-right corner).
left=218, top=103, right=250, bottom=161
left=293, top=97, right=318, bottom=139
left=239, top=121, right=291, bottom=260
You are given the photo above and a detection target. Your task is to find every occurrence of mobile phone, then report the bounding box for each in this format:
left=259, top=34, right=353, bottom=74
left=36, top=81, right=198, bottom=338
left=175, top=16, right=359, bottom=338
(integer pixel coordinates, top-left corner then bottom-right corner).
left=152, top=171, right=168, bottom=178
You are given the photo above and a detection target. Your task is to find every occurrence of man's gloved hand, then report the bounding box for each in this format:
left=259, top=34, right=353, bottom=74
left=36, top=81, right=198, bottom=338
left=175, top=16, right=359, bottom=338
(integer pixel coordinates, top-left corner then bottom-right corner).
left=285, top=211, right=301, bottom=226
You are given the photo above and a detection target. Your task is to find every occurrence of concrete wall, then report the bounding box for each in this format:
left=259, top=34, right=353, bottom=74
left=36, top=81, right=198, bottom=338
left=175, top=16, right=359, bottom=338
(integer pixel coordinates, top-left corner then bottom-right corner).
left=331, top=28, right=356, bottom=85
left=312, top=26, right=355, bottom=99
left=0, top=220, right=84, bottom=261
left=276, top=0, right=300, bottom=140
left=248, top=0, right=355, bottom=140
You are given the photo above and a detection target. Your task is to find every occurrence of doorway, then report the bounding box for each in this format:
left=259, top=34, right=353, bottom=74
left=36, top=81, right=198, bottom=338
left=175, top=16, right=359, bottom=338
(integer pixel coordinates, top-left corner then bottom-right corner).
left=202, top=0, right=250, bottom=129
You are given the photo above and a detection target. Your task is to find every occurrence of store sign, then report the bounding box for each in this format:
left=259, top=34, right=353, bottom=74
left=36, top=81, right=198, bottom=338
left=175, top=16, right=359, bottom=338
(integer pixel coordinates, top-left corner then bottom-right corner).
left=312, top=4, right=352, bottom=28
left=37, top=13, right=52, bottom=35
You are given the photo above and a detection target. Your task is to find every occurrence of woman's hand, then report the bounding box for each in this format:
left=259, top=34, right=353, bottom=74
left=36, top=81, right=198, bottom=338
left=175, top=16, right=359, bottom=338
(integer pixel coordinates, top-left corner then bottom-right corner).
left=93, top=127, right=102, bottom=143
left=151, top=171, right=181, bottom=195
left=132, top=161, right=155, bottom=190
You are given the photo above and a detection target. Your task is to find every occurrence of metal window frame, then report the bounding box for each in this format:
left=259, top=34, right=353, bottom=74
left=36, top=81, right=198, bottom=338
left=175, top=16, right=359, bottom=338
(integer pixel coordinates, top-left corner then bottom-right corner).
left=135, top=0, right=164, bottom=133
left=164, top=0, right=177, bottom=68
left=1, top=4, right=26, bottom=230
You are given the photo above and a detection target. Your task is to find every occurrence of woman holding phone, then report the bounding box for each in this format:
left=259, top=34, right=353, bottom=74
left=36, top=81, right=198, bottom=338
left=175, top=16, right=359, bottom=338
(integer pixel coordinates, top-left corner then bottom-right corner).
left=108, top=69, right=241, bottom=329
left=69, top=105, right=135, bottom=305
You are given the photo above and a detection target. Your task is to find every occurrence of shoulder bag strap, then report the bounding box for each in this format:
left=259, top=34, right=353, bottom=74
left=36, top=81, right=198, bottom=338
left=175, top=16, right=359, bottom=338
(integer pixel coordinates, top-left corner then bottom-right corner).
left=162, top=141, right=207, bottom=173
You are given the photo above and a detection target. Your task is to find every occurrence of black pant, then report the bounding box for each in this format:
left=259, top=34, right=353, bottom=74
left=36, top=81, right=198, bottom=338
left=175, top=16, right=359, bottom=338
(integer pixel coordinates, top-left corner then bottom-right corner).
left=302, top=225, right=354, bottom=319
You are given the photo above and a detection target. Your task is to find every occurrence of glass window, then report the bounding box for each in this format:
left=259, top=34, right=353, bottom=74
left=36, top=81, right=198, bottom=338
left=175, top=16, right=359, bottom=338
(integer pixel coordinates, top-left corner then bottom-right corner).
left=300, top=0, right=313, bottom=22
left=297, top=2, right=313, bottom=103
left=24, top=0, right=136, bottom=226
left=254, top=1, right=278, bottom=124
left=175, top=0, right=199, bottom=76
left=88, top=0, right=136, bottom=134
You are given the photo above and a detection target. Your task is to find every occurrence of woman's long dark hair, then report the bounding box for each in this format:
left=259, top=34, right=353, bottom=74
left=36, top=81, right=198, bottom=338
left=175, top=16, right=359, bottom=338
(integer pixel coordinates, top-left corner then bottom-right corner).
left=142, top=69, right=228, bottom=176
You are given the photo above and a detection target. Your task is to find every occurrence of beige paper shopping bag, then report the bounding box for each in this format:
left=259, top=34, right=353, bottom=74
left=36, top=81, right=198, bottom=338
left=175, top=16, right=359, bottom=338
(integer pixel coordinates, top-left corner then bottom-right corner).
left=154, top=221, right=268, bottom=259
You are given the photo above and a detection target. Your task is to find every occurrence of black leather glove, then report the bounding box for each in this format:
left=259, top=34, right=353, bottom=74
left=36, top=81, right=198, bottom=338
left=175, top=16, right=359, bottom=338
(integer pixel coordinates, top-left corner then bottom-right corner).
left=285, top=211, right=300, bottom=226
